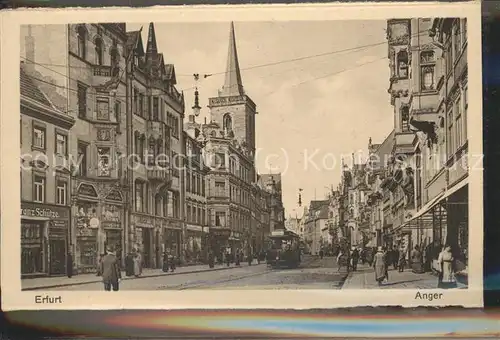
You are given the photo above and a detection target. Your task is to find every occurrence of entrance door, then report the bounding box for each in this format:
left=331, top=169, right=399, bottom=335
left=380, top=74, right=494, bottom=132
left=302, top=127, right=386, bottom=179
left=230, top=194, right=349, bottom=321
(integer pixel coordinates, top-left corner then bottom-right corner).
left=49, top=239, right=66, bottom=275
left=142, top=228, right=152, bottom=268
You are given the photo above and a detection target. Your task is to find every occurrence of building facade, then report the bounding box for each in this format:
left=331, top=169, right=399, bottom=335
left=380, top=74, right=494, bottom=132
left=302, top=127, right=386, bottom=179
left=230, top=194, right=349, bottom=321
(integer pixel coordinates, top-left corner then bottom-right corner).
left=304, top=200, right=329, bottom=255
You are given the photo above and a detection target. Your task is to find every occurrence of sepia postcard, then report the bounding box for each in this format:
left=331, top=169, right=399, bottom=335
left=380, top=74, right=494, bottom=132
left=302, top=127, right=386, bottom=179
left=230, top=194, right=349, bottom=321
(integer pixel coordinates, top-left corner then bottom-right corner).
left=0, top=2, right=483, bottom=310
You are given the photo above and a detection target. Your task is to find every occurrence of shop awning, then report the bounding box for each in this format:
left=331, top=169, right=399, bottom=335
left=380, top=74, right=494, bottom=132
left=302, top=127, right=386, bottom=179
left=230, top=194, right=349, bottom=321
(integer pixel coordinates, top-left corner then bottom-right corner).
left=394, top=191, right=445, bottom=232
left=442, top=176, right=468, bottom=201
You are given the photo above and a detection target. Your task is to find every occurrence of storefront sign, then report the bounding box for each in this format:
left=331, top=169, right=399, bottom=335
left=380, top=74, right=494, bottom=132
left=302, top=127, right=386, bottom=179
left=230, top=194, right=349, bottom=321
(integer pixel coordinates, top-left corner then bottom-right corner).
left=78, top=184, right=98, bottom=198
left=210, top=227, right=231, bottom=239
left=76, top=227, right=97, bottom=238
left=102, top=204, right=120, bottom=223
left=21, top=202, right=70, bottom=220
left=134, top=214, right=154, bottom=228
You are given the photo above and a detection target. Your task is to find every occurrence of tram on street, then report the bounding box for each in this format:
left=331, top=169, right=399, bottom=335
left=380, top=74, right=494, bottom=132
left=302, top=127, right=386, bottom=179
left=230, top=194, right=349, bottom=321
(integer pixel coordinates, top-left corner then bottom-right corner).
left=266, top=230, right=301, bottom=269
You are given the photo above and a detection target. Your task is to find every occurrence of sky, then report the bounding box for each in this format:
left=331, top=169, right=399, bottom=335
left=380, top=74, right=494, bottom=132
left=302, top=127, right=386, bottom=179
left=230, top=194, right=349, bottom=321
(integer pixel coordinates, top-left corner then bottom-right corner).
left=127, top=20, right=395, bottom=216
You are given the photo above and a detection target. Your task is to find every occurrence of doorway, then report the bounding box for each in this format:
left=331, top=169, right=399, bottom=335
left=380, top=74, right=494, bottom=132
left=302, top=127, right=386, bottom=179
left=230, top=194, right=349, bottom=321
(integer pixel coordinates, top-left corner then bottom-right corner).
left=142, top=228, right=153, bottom=268
left=49, top=239, right=66, bottom=275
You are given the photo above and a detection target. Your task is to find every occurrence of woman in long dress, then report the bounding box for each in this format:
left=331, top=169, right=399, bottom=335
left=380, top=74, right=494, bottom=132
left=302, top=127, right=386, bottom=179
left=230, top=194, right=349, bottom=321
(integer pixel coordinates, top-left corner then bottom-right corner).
left=133, top=250, right=142, bottom=277
left=373, top=246, right=387, bottom=286
left=437, top=245, right=457, bottom=289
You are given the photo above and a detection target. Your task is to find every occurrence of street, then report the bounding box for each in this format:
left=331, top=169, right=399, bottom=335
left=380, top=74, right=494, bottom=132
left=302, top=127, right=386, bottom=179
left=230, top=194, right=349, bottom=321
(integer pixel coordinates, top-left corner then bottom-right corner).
left=41, top=255, right=348, bottom=291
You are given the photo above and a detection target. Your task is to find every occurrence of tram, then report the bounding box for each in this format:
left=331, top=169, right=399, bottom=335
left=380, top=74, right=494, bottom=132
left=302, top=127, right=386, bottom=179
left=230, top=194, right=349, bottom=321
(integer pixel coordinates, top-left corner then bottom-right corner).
left=266, top=230, right=301, bottom=269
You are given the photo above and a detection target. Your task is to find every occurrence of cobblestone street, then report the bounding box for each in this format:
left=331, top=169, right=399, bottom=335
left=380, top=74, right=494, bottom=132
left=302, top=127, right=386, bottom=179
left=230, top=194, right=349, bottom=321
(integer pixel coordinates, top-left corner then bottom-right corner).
left=341, top=263, right=467, bottom=289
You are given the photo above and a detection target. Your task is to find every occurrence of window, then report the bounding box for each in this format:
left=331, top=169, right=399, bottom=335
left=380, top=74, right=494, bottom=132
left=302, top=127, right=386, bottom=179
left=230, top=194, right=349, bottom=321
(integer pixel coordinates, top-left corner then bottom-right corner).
left=77, top=83, right=87, bottom=119
left=155, top=194, right=162, bottom=216
left=153, top=97, right=159, bottom=120
left=202, top=177, right=205, bottom=196
left=56, top=180, right=67, bottom=205
left=421, top=66, right=435, bottom=91
left=163, top=195, right=168, bottom=217
left=77, top=142, right=88, bottom=176
left=115, top=101, right=121, bottom=129
left=135, top=181, right=145, bottom=212
left=133, top=88, right=138, bottom=115
left=215, top=211, right=226, bottom=227
left=463, top=19, right=467, bottom=43
left=453, top=22, right=462, bottom=61
left=447, top=107, right=454, bottom=157
left=148, top=138, right=156, bottom=165
left=32, top=125, right=45, bottom=150
left=223, top=113, right=232, bottom=132
left=215, top=152, right=226, bottom=168
left=110, top=47, right=120, bottom=76
left=397, top=50, right=408, bottom=78
left=192, top=173, right=196, bottom=194
left=172, top=192, right=179, bottom=218
left=77, top=25, right=86, bottom=59
left=463, top=85, right=468, bottom=139
left=139, top=94, right=144, bottom=117
left=33, top=175, right=45, bottom=203
left=97, top=147, right=111, bottom=177
left=55, top=133, right=67, bottom=155
left=186, top=170, right=191, bottom=192
left=215, top=181, right=226, bottom=197
left=94, top=38, right=103, bottom=65
left=96, top=98, right=110, bottom=120
left=445, top=42, right=453, bottom=74
left=454, top=96, right=464, bottom=149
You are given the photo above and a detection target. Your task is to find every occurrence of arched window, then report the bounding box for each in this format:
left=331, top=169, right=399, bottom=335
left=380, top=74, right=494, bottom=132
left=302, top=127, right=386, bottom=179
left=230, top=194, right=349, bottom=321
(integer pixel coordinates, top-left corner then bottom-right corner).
left=94, top=37, right=103, bottom=65
left=135, top=180, right=145, bottom=212
left=223, top=113, right=232, bottom=132
left=397, top=50, right=408, bottom=78
left=77, top=26, right=87, bottom=59
left=210, top=130, right=216, bottom=137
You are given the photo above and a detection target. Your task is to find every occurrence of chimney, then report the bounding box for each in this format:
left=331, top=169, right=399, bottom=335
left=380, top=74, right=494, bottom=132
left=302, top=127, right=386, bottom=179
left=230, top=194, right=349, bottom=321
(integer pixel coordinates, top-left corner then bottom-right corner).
left=25, top=25, right=36, bottom=73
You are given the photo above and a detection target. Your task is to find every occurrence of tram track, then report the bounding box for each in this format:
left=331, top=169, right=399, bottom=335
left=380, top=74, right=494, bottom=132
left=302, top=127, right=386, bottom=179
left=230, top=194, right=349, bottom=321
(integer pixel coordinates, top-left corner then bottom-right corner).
left=156, top=256, right=321, bottom=290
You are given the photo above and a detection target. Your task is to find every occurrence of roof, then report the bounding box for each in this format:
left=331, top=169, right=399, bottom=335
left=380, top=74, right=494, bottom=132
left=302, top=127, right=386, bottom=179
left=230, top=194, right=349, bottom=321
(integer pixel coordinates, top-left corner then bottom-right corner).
left=165, top=64, right=176, bottom=84
left=370, top=129, right=395, bottom=170
left=20, top=65, right=53, bottom=108
left=220, top=21, right=244, bottom=97
left=126, top=30, right=143, bottom=54
left=309, top=200, right=329, bottom=219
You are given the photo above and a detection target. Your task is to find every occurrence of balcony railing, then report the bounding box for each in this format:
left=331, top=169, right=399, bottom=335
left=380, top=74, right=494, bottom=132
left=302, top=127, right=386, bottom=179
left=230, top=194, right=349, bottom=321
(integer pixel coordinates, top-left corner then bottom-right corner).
left=93, top=65, right=112, bottom=77
left=147, top=165, right=171, bottom=182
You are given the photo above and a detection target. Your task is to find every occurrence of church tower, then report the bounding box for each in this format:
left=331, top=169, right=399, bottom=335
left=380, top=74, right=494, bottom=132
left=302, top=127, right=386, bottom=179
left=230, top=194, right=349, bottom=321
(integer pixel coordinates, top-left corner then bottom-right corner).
left=208, top=22, right=257, bottom=156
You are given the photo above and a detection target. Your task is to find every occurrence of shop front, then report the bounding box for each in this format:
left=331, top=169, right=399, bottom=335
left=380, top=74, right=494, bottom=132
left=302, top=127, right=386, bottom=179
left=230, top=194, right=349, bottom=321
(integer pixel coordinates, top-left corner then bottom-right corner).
left=209, top=227, right=231, bottom=262
left=163, top=220, right=182, bottom=260
left=132, top=214, right=155, bottom=268
left=74, top=200, right=100, bottom=273
left=186, top=225, right=204, bottom=263
left=21, top=202, right=71, bottom=278
left=102, top=203, right=124, bottom=266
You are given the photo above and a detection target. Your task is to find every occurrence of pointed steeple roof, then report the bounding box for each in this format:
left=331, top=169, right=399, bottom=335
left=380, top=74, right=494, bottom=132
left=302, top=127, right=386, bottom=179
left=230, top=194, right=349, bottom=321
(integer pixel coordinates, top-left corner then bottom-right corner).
left=146, top=22, right=158, bottom=55
left=220, top=22, right=244, bottom=97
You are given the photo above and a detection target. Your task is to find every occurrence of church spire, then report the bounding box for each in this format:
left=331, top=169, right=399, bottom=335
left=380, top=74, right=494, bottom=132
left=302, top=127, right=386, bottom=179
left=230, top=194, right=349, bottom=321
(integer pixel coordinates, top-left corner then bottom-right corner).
left=220, top=21, right=244, bottom=97
left=146, top=22, right=158, bottom=55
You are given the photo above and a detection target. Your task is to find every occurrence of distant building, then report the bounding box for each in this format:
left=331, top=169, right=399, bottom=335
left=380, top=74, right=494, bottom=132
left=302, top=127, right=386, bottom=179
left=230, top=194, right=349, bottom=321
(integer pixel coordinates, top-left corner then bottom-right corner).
left=304, top=200, right=329, bottom=255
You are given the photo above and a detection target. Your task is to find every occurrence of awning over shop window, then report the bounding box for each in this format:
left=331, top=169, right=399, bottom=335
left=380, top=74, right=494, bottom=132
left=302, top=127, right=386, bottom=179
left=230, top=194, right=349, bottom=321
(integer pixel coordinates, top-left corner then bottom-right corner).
left=442, top=176, right=468, bottom=201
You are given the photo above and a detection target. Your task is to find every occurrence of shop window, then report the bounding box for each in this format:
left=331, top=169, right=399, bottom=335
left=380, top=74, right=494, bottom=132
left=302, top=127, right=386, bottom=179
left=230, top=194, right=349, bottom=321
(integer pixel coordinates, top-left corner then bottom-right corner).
left=97, top=147, right=111, bottom=177
left=32, top=125, right=46, bottom=150
left=77, top=82, right=88, bottom=119
left=94, top=37, right=103, bottom=65
left=77, top=25, right=87, bottom=60
left=56, top=180, right=67, bottom=206
left=21, top=222, right=43, bottom=274
left=33, top=174, right=45, bottom=203
left=55, top=132, right=67, bottom=156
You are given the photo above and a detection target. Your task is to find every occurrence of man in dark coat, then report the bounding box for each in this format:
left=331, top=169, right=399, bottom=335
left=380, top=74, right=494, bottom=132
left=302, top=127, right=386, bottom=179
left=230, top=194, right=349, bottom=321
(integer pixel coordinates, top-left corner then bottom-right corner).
left=100, top=246, right=122, bottom=291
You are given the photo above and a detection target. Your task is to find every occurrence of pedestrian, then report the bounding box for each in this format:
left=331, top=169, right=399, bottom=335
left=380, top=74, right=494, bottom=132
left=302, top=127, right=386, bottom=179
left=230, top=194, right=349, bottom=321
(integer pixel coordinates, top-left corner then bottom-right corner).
left=411, top=245, right=424, bottom=274
left=226, top=250, right=231, bottom=267
left=247, top=252, right=253, bottom=266
left=373, top=246, right=387, bottom=286
left=319, top=249, right=324, bottom=259
left=392, top=245, right=399, bottom=269
left=208, top=250, right=215, bottom=269
left=125, top=251, right=134, bottom=276
left=351, top=247, right=359, bottom=271
left=66, top=250, right=73, bottom=278
left=100, top=246, right=122, bottom=291
left=133, top=249, right=142, bottom=277
left=168, top=251, right=176, bottom=272
left=162, top=250, right=169, bottom=272
left=437, top=244, right=457, bottom=289
left=336, top=250, right=345, bottom=272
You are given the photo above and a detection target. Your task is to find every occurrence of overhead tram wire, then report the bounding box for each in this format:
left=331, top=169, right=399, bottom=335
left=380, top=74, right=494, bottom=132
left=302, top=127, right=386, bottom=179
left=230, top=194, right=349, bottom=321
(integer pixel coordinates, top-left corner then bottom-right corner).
left=20, top=28, right=432, bottom=83
left=19, top=29, right=433, bottom=105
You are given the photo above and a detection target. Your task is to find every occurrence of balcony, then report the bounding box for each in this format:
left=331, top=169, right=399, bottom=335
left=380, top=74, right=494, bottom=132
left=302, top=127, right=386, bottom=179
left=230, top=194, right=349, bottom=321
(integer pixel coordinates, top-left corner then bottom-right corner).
left=147, top=165, right=171, bottom=183
left=93, top=65, right=114, bottom=77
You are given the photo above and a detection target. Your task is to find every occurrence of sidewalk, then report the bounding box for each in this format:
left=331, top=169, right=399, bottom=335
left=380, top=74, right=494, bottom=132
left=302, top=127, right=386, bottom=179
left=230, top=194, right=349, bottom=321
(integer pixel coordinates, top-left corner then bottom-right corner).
left=341, top=264, right=467, bottom=289
left=22, top=261, right=265, bottom=291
